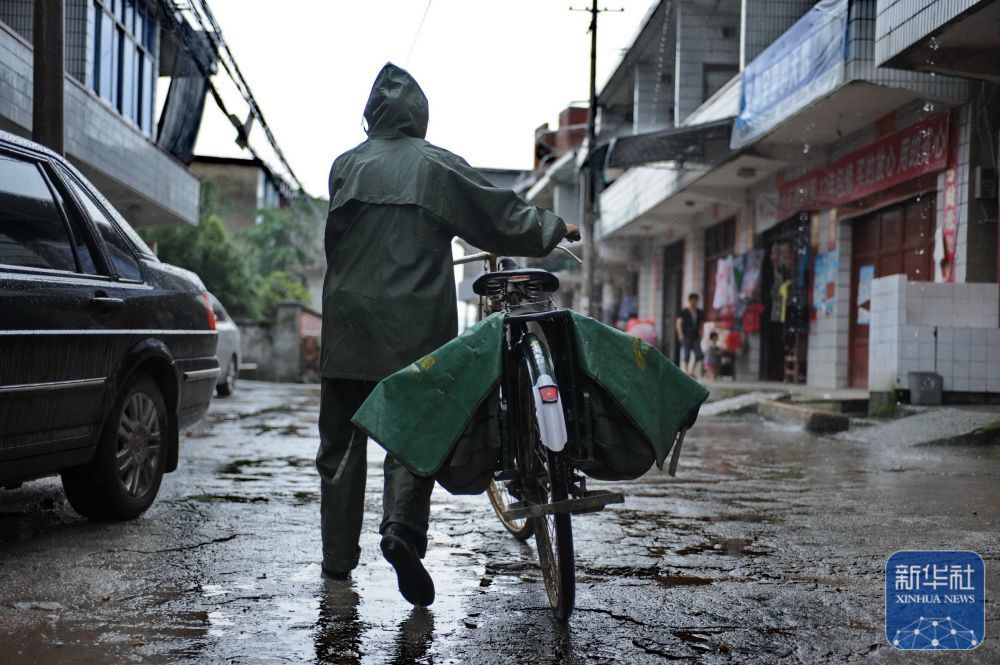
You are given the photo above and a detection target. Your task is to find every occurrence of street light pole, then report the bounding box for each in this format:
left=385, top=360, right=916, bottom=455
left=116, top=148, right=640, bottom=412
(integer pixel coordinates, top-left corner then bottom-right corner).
left=32, top=0, right=65, bottom=155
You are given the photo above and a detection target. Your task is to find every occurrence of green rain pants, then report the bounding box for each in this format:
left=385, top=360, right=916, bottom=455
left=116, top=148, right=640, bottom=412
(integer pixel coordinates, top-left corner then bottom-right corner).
left=316, top=378, right=435, bottom=573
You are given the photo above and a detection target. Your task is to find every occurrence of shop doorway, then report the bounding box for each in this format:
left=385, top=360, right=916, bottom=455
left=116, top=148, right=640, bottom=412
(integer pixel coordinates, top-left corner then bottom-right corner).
left=849, top=195, right=935, bottom=388
left=661, top=241, right=684, bottom=362
left=759, top=214, right=811, bottom=382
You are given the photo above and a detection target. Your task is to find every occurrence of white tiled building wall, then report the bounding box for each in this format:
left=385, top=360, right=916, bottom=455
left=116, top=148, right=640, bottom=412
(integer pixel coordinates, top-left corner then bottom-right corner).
left=0, top=20, right=199, bottom=225
left=846, top=0, right=968, bottom=102
left=673, top=1, right=741, bottom=125
left=0, top=20, right=32, bottom=133
left=0, top=0, right=95, bottom=87
left=875, top=0, right=987, bottom=65
left=740, top=0, right=815, bottom=68
left=807, top=220, right=853, bottom=388
left=869, top=275, right=1000, bottom=393
left=597, top=164, right=709, bottom=239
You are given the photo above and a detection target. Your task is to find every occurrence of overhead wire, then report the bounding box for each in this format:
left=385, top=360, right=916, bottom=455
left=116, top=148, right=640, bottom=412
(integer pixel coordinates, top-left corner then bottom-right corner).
left=159, top=0, right=321, bottom=217
left=404, top=0, right=433, bottom=65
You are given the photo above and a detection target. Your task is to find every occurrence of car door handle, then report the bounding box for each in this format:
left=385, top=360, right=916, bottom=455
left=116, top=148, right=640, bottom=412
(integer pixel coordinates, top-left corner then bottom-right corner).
left=90, top=296, right=125, bottom=308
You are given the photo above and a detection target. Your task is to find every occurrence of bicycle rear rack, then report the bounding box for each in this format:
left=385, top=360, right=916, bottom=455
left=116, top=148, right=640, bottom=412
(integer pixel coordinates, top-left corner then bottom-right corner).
left=504, top=489, right=623, bottom=520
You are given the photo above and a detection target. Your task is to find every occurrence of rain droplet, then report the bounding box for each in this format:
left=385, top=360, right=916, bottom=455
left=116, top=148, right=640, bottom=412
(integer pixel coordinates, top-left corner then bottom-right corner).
left=929, top=36, right=940, bottom=51
left=802, top=144, right=811, bottom=154
left=923, top=101, right=936, bottom=112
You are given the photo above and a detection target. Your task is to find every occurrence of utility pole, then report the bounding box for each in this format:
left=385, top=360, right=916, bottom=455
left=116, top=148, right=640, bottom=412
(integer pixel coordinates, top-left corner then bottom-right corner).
left=573, top=1, right=621, bottom=319
left=32, top=0, right=65, bottom=155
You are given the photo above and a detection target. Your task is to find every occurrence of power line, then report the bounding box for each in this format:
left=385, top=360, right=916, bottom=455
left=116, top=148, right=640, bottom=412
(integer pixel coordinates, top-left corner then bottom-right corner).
left=159, top=0, right=321, bottom=217
left=404, top=0, right=433, bottom=65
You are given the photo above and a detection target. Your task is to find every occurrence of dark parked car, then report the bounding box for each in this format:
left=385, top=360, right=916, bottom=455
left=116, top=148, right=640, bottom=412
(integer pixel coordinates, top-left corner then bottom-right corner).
left=0, top=130, right=218, bottom=520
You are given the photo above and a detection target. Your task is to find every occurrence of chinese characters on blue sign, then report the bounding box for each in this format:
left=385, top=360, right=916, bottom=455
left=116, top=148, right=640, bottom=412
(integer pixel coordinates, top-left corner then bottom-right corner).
left=731, top=0, right=849, bottom=149
left=886, top=550, right=985, bottom=650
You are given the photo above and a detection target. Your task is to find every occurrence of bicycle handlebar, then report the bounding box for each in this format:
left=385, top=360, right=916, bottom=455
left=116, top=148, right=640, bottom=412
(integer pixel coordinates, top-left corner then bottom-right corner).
left=452, top=246, right=583, bottom=267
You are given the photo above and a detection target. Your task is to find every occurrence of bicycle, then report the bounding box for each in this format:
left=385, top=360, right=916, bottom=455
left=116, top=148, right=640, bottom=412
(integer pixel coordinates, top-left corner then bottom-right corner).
left=453, top=248, right=628, bottom=621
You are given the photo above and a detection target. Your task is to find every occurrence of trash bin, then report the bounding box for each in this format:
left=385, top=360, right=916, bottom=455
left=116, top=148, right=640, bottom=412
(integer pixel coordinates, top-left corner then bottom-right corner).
left=908, top=371, right=943, bottom=405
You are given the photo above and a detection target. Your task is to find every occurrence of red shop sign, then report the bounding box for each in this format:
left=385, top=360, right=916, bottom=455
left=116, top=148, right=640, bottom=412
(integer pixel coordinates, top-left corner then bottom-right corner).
left=778, top=112, right=949, bottom=218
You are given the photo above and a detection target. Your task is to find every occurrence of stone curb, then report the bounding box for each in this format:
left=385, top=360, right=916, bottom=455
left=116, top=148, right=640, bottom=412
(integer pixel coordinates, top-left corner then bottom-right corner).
left=757, top=399, right=850, bottom=433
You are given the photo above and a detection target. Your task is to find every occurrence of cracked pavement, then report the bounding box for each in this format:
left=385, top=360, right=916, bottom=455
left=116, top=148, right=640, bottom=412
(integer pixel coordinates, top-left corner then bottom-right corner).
left=0, top=380, right=997, bottom=663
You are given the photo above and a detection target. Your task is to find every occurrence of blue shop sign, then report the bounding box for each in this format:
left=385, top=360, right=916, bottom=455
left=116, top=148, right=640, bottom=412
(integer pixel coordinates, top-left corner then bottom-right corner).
left=731, top=0, right=849, bottom=149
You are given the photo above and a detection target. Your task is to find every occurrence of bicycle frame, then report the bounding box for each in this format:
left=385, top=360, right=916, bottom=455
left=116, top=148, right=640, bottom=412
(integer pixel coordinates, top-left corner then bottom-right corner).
left=496, top=307, right=624, bottom=520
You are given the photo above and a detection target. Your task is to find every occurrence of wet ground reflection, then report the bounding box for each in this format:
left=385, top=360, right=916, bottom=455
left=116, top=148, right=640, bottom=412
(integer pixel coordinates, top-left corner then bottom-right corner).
left=1, top=382, right=997, bottom=663
left=313, top=579, right=435, bottom=665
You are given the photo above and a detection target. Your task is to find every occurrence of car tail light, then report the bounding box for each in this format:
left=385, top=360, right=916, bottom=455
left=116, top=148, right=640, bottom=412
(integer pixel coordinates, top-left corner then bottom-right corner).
left=539, top=385, right=559, bottom=403
left=202, top=292, right=216, bottom=331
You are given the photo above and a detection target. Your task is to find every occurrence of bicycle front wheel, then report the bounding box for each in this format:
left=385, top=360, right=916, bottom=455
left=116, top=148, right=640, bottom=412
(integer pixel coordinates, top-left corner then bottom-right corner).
left=516, top=337, right=575, bottom=620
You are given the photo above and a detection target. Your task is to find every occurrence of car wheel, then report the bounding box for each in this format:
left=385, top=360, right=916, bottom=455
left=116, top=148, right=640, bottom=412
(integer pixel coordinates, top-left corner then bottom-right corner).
left=62, top=372, right=168, bottom=521
left=217, top=355, right=237, bottom=397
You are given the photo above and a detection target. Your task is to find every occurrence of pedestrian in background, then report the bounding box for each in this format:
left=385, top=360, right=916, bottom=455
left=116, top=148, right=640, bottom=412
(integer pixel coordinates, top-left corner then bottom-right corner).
left=317, top=63, right=578, bottom=607
left=676, top=293, right=704, bottom=378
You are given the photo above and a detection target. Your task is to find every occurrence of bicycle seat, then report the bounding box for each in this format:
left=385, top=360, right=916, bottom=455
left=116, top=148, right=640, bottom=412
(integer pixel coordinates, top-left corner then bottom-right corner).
left=472, top=267, right=560, bottom=296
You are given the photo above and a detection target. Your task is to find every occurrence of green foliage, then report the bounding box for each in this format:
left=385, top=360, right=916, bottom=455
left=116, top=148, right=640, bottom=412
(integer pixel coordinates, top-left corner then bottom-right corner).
left=258, top=270, right=311, bottom=320
left=141, top=188, right=325, bottom=321
left=142, top=215, right=261, bottom=319
left=236, top=196, right=322, bottom=277
left=868, top=392, right=901, bottom=419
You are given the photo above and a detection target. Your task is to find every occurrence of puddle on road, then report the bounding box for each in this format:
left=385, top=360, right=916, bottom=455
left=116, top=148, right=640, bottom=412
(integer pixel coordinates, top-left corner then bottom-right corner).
left=576, top=564, right=714, bottom=587
left=700, top=512, right=784, bottom=524
left=218, top=457, right=312, bottom=476
left=242, top=423, right=309, bottom=437
left=676, top=538, right=773, bottom=557
left=185, top=494, right=270, bottom=504
left=653, top=574, right=713, bottom=587
left=293, top=491, right=318, bottom=504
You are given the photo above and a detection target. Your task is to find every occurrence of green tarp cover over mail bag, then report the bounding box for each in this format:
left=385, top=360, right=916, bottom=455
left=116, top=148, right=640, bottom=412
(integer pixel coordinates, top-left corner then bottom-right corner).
left=352, top=313, right=506, bottom=483
left=567, top=311, right=708, bottom=468
left=352, top=311, right=709, bottom=494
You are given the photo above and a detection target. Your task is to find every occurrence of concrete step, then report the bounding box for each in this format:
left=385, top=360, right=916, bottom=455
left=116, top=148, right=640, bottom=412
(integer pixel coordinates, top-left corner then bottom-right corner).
left=757, top=399, right=850, bottom=433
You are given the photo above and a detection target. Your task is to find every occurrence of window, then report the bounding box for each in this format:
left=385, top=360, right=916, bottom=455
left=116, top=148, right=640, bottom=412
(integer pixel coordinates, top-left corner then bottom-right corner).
left=702, top=64, right=739, bottom=104
left=0, top=154, right=78, bottom=272
left=65, top=177, right=143, bottom=281
left=91, top=0, right=157, bottom=135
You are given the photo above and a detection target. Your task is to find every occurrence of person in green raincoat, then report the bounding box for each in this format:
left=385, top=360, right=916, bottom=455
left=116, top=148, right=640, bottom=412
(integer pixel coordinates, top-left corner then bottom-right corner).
left=317, top=62, right=577, bottom=606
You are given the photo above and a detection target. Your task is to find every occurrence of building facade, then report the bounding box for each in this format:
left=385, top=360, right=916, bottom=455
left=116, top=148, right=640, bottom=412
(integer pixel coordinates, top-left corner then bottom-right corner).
left=0, top=0, right=212, bottom=226
left=580, top=0, right=1000, bottom=398
left=190, top=155, right=293, bottom=234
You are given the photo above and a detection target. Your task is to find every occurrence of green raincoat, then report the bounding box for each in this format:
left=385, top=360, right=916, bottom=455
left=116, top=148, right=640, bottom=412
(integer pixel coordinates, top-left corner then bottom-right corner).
left=321, top=63, right=567, bottom=381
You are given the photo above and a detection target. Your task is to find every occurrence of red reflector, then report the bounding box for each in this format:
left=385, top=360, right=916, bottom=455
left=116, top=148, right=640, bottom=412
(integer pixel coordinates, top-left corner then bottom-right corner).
left=539, top=386, right=559, bottom=403
left=507, top=275, right=531, bottom=282
left=202, top=291, right=216, bottom=331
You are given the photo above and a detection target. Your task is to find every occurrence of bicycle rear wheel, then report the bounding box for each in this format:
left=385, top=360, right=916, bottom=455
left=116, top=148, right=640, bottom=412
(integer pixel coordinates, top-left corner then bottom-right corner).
left=516, top=350, right=575, bottom=620
left=487, top=479, right=533, bottom=541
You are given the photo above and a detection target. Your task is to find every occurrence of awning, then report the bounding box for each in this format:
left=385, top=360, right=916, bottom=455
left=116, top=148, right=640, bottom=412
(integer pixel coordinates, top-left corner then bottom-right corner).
left=584, top=118, right=734, bottom=171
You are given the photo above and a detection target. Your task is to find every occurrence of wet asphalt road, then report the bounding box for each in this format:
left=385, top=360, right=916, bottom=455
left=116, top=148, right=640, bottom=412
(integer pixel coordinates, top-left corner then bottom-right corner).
left=1, top=380, right=997, bottom=664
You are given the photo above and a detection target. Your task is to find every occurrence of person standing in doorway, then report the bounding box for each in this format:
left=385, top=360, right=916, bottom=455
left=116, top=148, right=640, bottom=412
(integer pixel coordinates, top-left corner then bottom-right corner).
left=317, top=63, right=578, bottom=607
left=676, top=293, right=704, bottom=377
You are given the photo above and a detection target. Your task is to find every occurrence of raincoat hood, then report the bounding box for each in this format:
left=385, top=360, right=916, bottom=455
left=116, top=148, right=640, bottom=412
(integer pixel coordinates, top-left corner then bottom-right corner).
left=363, top=63, right=428, bottom=139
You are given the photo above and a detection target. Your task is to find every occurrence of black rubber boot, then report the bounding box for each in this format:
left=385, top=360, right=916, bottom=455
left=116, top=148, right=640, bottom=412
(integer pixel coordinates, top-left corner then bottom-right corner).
left=380, top=524, right=435, bottom=607
left=321, top=565, right=351, bottom=580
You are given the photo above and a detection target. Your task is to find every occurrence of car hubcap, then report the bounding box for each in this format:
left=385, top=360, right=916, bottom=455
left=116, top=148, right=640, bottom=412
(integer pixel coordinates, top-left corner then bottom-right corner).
left=227, top=361, right=236, bottom=390
left=116, top=392, right=161, bottom=497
